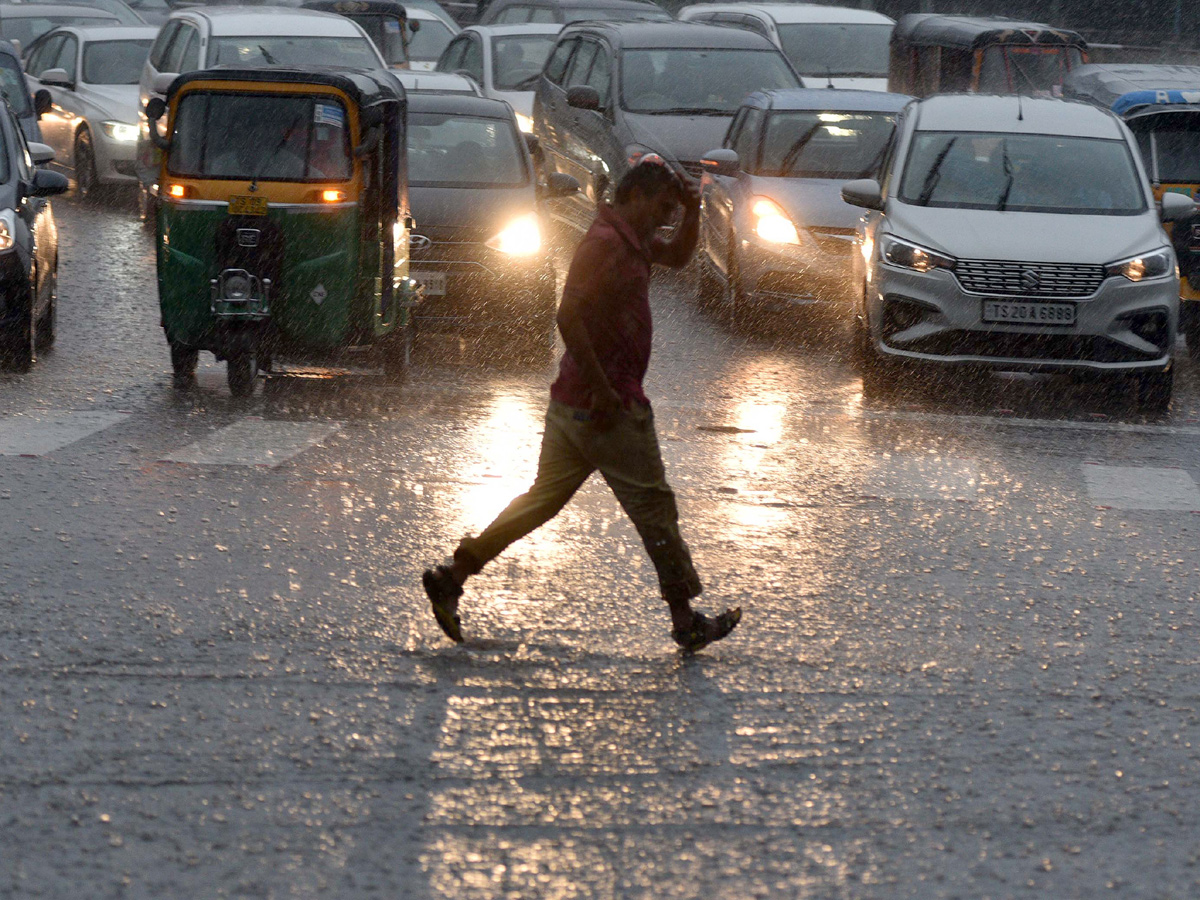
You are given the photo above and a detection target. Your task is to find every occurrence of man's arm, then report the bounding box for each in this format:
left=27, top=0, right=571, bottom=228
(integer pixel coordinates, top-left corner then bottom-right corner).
left=556, top=239, right=623, bottom=421
left=651, top=176, right=702, bottom=269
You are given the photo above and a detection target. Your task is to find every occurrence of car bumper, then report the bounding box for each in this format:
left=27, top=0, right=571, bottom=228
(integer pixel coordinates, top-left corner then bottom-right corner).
left=867, top=264, right=1178, bottom=373
left=94, top=131, right=139, bottom=184
left=410, top=256, right=554, bottom=330
left=741, top=231, right=857, bottom=306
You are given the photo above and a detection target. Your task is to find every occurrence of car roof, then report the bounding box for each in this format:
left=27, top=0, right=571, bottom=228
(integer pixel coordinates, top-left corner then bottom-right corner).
left=564, top=20, right=779, bottom=49
left=463, top=23, right=563, bottom=36
left=41, top=24, right=159, bottom=40
left=498, top=0, right=663, bottom=9
left=170, top=65, right=403, bottom=105
left=681, top=4, right=893, bottom=25
left=913, top=95, right=1125, bottom=139
left=748, top=88, right=911, bottom=112
left=0, top=4, right=121, bottom=17
left=392, top=70, right=479, bottom=92
left=175, top=6, right=368, bottom=37
left=1063, top=63, right=1200, bottom=114
left=407, top=91, right=515, bottom=116
left=892, top=14, right=1086, bottom=50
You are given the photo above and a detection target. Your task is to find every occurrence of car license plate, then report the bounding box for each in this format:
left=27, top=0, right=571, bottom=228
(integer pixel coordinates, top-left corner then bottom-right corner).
left=410, top=270, right=446, bottom=296
left=982, top=299, right=1076, bottom=325
left=228, top=195, right=268, bottom=216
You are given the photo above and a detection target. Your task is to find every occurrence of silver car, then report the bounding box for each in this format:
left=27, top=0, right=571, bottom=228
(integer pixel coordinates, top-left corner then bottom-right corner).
left=23, top=25, right=156, bottom=199
left=842, top=94, right=1191, bottom=413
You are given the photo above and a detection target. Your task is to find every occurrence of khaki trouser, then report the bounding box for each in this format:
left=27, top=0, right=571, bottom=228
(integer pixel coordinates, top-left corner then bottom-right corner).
left=455, top=400, right=703, bottom=604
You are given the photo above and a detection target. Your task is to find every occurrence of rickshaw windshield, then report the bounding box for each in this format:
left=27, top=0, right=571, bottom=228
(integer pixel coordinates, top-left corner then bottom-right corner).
left=977, top=45, right=1082, bottom=96
left=1135, top=124, right=1200, bottom=184
left=168, top=92, right=353, bottom=182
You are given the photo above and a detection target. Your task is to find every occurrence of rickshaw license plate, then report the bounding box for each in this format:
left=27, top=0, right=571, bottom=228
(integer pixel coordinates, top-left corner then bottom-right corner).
left=228, top=195, right=268, bottom=216
left=411, top=270, right=446, bottom=296
left=983, top=300, right=1076, bottom=326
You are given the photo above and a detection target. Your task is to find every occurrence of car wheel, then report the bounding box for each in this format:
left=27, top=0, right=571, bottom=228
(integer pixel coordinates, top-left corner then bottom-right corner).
left=695, top=249, right=719, bottom=308
left=226, top=350, right=257, bottom=398
left=2, top=290, right=35, bottom=373
left=74, top=128, right=104, bottom=203
left=855, top=311, right=901, bottom=401
left=169, top=340, right=198, bottom=390
left=1135, top=368, right=1173, bottom=416
left=34, top=258, right=56, bottom=351
left=721, top=242, right=746, bottom=329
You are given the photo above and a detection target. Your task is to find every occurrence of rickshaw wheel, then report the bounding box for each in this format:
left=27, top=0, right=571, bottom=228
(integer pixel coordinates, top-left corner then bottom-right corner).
left=169, top=342, right=198, bottom=389
left=227, top=352, right=257, bottom=398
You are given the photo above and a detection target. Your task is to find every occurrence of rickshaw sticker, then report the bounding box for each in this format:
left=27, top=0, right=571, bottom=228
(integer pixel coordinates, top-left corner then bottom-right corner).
left=311, top=284, right=328, bottom=306
left=314, top=104, right=345, bottom=128
left=384, top=19, right=401, bottom=32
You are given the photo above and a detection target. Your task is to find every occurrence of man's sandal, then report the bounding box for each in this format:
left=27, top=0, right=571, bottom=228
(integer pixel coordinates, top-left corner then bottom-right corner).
left=422, top=565, right=464, bottom=643
left=672, top=607, right=742, bottom=653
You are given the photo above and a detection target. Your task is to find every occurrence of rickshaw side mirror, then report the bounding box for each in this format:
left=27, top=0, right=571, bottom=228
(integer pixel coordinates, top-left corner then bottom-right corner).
left=409, top=18, right=420, bottom=32
left=33, top=89, right=52, bottom=118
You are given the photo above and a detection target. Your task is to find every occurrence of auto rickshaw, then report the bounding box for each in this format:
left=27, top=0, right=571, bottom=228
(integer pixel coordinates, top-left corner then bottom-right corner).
left=1065, top=63, right=1200, bottom=357
left=146, top=67, right=418, bottom=396
left=889, top=15, right=1088, bottom=98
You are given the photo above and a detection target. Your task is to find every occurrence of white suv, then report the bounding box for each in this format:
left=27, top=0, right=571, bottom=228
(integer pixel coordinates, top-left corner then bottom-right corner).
left=135, top=7, right=386, bottom=213
left=842, top=94, right=1192, bottom=412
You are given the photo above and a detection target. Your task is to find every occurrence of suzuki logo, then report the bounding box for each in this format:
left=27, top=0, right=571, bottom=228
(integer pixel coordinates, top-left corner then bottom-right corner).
left=1020, top=269, right=1041, bottom=292
left=410, top=234, right=432, bottom=251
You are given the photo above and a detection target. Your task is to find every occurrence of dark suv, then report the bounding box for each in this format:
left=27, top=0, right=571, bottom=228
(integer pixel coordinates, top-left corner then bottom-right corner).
left=532, top=20, right=799, bottom=233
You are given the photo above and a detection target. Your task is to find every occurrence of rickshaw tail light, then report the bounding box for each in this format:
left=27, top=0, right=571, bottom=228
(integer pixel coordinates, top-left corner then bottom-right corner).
left=166, top=183, right=189, bottom=200
left=321, top=190, right=346, bottom=203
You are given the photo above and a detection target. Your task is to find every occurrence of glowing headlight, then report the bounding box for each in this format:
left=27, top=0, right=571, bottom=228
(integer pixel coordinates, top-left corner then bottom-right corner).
left=1105, top=248, right=1174, bottom=282
left=102, top=121, right=138, bottom=142
left=486, top=212, right=541, bottom=256
left=0, top=211, right=14, bottom=252
left=879, top=234, right=956, bottom=273
left=751, top=197, right=801, bottom=245
left=514, top=112, right=534, bottom=134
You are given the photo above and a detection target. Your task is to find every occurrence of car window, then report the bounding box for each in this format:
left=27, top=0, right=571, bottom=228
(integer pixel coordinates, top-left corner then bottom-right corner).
left=491, top=34, right=555, bottom=90
left=10, top=113, right=29, bottom=182
left=177, top=28, right=198, bottom=72
left=437, top=35, right=467, bottom=72
left=898, top=132, right=1146, bottom=214
left=563, top=39, right=596, bottom=87
left=161, top=23, right=193, bottom=72
left=27, top=34, right=63, bottom=77
left=456, top=34, right=483, bottom=82
left=620, top=48, right=799, bottom=114
left=497, top=6, right=530, bottom=22
left=407, top=112, right=527, bottom=186
left=209, top=36, right=380, bottom=68
left=54, top=35, right=78, bottom=80
left=731, top=106, right=761, bottom=168
left=83, top=38, right=153, bottom=84
left=148, top=20, right=178, bottom=69
left=529, top=7, right=557, bottom=22
left=738, top=16, right=770, bottom=38
left=0, top=56, right=30, bottom=116
left=582, top=43, right=611, bottom=107
left=544, top=36, right=576, bottom=85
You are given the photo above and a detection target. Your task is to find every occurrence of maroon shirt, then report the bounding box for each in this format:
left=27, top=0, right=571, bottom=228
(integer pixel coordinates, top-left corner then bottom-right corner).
left=550, top=205, right=664, bottom=409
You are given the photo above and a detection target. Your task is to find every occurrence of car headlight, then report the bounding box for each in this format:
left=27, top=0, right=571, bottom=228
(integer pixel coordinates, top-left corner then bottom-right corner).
left=0, top=209, right=16, bottom=252
left=486, top=212, right=541, bottom=256
left=879, top=234, right=956, bottom=273
left=1105, top=247, right=1174, bottom=282
left=102, top=121, right=138, bottom=142
left=514, top=112, right=534, bottom=134
left=751, top=197, right=801, bottom=245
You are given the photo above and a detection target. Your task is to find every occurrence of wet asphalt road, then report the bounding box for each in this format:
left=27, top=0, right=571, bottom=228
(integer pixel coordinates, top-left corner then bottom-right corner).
left=5, top=195, right=1200, bottom=898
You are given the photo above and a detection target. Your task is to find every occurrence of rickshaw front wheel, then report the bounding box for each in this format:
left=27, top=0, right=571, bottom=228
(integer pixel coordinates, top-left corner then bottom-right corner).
left=169, top=341, right=198, bottom=389
left=227, top=351, right=257, bottom=398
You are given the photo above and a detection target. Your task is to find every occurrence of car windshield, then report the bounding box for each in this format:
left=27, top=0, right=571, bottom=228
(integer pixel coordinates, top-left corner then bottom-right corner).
left=82, top=38, right=152, bottom=84
left=564, top=6, right=669, bottom=21
left=899, top=131, right=1146, bottom=215
left=757, top=110, right=895, bottom=178
left=168, top=92, right=352, bottom=182
left=406, top=18, right=454, bottom=63
left=491, top=34, right=554, bottom=90
left=976, top=45, right=1083, bottom=96
left=621, top=48, right=799, bottom=114
left=0, top=14, right=117, bottom=47
left=352, top=14, right=409, bottom=66
left=407, top=112, right=526, bottom=186
left=776, top=23, right=891, bottom=79
left=1136, top=124, right=1200, bottom=184
left=0, top=56, right=30, bottom=116
left=209, top=35, right=380, bottom=68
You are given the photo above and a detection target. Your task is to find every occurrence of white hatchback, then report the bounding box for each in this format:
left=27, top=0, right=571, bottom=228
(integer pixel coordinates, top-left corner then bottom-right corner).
left=842, top=94, right=1192, bottom=412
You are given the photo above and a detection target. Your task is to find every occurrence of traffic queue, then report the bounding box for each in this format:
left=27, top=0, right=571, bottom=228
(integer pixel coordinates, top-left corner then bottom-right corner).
left=0, top=0, right=1196, bottom=413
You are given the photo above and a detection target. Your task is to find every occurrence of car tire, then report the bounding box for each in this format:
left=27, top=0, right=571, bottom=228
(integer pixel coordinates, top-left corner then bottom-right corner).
left=855, top=315, right=901, bottom=401
left=226, top=350, right=257, bottom=398
left=721, top=242, right=746, bottom=329
left=695, top=250, right=719, bottom=308
left=2, top=289, right=35, bottom=373
left=34, top=258, right=56, bottom=351
left=169, top=340, right=198, bottom=389
left=1135, top=368, right=1173, bottom=416
left=74, top=128, right=104, bottom=203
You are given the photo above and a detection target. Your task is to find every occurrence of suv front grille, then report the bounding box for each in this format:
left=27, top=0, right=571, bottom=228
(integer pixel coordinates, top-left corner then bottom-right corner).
left=954, top=259, right=1106, bottom=298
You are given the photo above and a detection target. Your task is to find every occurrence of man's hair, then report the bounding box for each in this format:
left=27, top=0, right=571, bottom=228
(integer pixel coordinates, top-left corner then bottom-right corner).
left=615, top=159, right=683, bottom=204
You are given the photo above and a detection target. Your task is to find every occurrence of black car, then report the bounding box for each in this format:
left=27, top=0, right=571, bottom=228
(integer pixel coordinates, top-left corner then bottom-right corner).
left=0, top=105, right=69, bottom=371
left=479, top=0, right=668, bottom=25
left=405, top=92, right=578, bottom=339
left=532, top=20, right=800, bottom=233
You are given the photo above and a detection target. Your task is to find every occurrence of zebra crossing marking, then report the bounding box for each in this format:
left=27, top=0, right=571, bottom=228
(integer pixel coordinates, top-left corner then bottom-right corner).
left=160, top=417, right=343, bottom=468
left=0, top=410, right=129, bottom=456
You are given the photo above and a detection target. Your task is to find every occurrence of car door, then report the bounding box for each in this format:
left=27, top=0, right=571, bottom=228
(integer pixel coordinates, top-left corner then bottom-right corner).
left=710, top=106, right=762, bottom=278
left=36, top=35, right=77, bottom=166
left=11, top=115, right=52, bottom=321
left=554, top=37, right=598, bottom=225
left=569, top=39, right=619, bottom=216
left=27, top=34, right=67, bottom=160
left=533, top=35, right=578, bottom=177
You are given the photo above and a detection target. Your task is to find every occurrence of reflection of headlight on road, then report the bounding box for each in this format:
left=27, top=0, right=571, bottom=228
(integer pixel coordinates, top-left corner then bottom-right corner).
left=0, top=210, right=14, bottom=252
left=751, top=197, right=801, bottom=245
left=486, top=212, right=541, bottom=256
left=514, top=112, right=534, bottom=133
left=102, top=121, right=138, bottom=142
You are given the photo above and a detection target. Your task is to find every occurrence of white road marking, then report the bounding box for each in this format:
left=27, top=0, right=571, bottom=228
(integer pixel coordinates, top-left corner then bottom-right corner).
left=162, top=418, right=342, bottom=468
left=0, top=410, right=129, bottom=456
left=1082, top=464, right=1200, bottom=511
left=863, top=454, right=981, bottom=501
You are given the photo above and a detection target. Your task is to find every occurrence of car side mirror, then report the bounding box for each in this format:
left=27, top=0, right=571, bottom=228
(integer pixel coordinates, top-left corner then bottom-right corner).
left=39, top=67, right=73, bottom=89
left=523, top=132, right=540, bottom=153
left=33, top=89, right=52, bottom=118
left=841, top=178, right=883, bottom=211
left=700, top=148, right=739, bottom=178
left=542, top=171, right=579, bottom=198
left=566, top=85, right=600, bottom=111
left=152, top=72, right=177, bottom=95
left=1160, top=191, right=1194, bottom=223
left=25, top=167, right=69, bottom=198
left=409, top=18, right=420, bottom=31
left=27, top=141, right=55, bottom=165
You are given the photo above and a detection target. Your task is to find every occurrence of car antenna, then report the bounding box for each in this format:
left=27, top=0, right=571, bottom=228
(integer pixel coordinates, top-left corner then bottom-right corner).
left=1017, top=92, right=1024, bottom=121
left=825, top=66, right=834, bottom=89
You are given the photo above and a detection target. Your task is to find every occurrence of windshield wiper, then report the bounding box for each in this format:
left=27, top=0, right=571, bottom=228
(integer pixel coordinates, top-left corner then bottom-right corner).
left=996, top=138, right=1014, bottom=210
left=636, top=106, right=728, bottom=116
left=779, top=123, right=822, bottom=174
left=916, top=136, right=957, bottom=206
left=257, top=44, right=279, bottom=65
